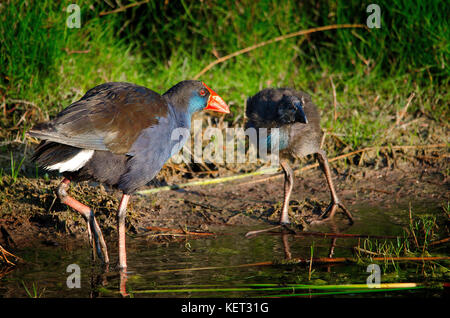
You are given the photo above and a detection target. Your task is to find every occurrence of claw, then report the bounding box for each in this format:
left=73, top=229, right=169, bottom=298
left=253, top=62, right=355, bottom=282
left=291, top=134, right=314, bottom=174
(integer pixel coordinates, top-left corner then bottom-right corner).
left=316, top=202, right=353, bottom=224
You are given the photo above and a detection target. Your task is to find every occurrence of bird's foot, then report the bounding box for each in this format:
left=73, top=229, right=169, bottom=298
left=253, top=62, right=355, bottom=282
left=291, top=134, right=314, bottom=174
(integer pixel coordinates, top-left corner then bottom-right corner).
left=316, top=201, right=353, bottom=224
left=85, top=211, right=109, bottom=264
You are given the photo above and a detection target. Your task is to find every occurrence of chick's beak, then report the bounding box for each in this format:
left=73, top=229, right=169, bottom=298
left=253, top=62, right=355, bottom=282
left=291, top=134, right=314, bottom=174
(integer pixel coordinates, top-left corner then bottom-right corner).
left=296, top=106, right=308, bottom=124
left=292, top=99, right=308, bottom=124
left=202, top=82, right=230, bottom=114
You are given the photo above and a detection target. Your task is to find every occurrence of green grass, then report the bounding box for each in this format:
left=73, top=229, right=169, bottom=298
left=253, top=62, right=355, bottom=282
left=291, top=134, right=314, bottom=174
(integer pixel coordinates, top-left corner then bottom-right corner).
left=9, top=151, right=25, bottom=183
left=21, top=281, right=46, bottom=298
left=0, top=0, right=448, bottom=159
left=353, top=206, right=449, bottom=279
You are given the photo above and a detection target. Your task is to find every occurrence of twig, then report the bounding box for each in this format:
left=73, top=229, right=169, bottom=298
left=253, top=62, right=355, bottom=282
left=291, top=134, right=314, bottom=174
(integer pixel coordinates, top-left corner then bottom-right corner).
left=291, top=231, right=398, bottom=240
left=320, top=130, right=327, bottom=149
left=6, top=99, right=38, bottom=107
left=148, top=256, right=450, bottom=274
left=381, top=92, right=416, bottom=142
left=193, top=24, right=367, bottom=79
left=0, top=266, right=15, bottom=279
left=308, top=242, right=314, bottom=280
left=396, top=93, right=416, bottom=126
left=99, top=0, right=150, bottom=16
left=63, top=48, right=90, bottom=55
left=399, top=117, right=422, bottom=130
left=0, top=244, right=23, bottom=266
left=144, top=226, right=215, bottom=237
left=354, top=246, right=380, bottom=256
left=429, top=237, right=450, bottom=246
left=149, top=261, right=273, bottom=274
left=255, top=229, right=398, bottom=240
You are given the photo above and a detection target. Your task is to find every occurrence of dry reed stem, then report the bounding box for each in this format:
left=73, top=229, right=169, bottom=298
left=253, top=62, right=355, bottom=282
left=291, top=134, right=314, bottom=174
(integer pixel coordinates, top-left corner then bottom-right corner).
left=193, top=24, right=367, bottom=79
left=396, top=92, right=416, bottom=126
left=429, top=237, right=450, bottom=246
left=145, top=226, right=215, bottom=237
left=149, top=256, right=450, bottom=274
left=0, top=244, right=22, bottom=266
left=99, top=0, right=150, bottom=16
left=381, top=92, right=416, bottom=143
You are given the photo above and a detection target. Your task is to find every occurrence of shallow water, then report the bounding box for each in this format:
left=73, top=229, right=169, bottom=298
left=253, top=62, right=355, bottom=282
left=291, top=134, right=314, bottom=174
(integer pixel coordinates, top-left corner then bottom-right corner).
left=0, top=201, right=447, bottom=298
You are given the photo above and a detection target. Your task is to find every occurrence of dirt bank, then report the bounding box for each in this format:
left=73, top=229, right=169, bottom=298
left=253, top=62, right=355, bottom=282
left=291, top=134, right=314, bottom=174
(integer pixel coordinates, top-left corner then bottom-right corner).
left=1, top=156, right=448, bottom=252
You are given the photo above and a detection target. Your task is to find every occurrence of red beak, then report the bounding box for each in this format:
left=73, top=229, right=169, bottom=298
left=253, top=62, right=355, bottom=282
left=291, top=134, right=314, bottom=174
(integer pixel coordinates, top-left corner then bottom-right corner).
left=202, top=82, right=230, bottom=114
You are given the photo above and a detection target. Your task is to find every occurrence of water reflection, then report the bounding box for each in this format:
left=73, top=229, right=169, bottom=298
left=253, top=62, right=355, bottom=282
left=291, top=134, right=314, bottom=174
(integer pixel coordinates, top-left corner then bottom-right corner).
left=0, top=201, right=444, bottom=298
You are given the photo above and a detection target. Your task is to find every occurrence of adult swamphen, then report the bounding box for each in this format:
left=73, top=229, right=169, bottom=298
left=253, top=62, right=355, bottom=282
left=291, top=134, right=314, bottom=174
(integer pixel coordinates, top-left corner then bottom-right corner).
left=27, top=80, right=229, bottom=270
left=245, top=88, right=352, bottom=228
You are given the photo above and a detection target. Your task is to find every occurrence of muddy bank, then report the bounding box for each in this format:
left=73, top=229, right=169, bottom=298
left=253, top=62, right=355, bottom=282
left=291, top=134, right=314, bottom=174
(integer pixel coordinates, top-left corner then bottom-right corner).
left=0, top=158, right=448, bottom=253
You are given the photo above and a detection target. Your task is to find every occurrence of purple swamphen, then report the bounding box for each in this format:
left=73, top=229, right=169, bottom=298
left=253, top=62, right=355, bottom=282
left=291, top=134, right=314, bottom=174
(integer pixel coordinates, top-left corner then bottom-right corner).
left=27, top=80, right=229, bottom=270
left=245, top=88, right=352, bottom=228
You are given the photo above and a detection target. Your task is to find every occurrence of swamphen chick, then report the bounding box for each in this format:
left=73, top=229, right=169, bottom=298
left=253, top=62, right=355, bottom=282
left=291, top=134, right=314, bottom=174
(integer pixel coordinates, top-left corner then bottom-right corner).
left=27, top=81, right=229, bottom=270
left=245, top=88, right=352, bottom=226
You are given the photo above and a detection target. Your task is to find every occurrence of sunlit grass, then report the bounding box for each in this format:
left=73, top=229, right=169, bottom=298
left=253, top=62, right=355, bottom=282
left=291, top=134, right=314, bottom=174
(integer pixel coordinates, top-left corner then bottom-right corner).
left=0, top=0, right=448, bottom=157
left=21, top=281, right=46, bottom=298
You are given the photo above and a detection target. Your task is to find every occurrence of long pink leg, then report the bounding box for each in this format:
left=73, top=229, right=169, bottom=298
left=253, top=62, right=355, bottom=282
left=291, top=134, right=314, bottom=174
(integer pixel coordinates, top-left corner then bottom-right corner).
left=117, top=194, right=130, bottom=297
left=57, top=179, right=109, bottom=262
left=117, top=194, right=130, bottom=270
left=57, top=178, right=109, bottom=263
left=315, top=150, right=353, bottom=222
left=280, top=159, right=294, bottom=225
left=245, top=160, right=294, bottom=237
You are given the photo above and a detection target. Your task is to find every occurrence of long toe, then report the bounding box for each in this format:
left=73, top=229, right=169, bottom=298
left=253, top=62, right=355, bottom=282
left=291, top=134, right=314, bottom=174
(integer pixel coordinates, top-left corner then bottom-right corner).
left=85, top=222, right=100, bottom=263
left=89, top=217, right=109, bottom=264
left=83, top=212, right=109, bottom=264
left=319, top=202, right=337, bottom=219
left=317, top=202, right=353, bottom=224
left=338, top=202, right=353, bottom=224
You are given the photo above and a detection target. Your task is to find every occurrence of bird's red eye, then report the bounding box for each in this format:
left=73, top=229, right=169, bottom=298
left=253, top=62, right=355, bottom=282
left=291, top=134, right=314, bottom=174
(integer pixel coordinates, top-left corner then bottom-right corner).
left=199, top=89, right=206, bottom=96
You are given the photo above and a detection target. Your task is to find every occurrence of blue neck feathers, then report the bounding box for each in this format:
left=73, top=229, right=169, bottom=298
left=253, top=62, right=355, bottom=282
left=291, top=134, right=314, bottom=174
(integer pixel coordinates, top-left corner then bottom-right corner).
left=266, top=128, right=289, bottom=151
left=187, top=95, right=206, bottom=115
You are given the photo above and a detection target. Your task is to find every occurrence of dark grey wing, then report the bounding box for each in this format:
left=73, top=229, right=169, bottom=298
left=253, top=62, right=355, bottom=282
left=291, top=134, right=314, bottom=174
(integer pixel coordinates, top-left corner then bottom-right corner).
left=117, top=105, right=190, bottom=193
left=27, top=82, right=169, bottom=154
